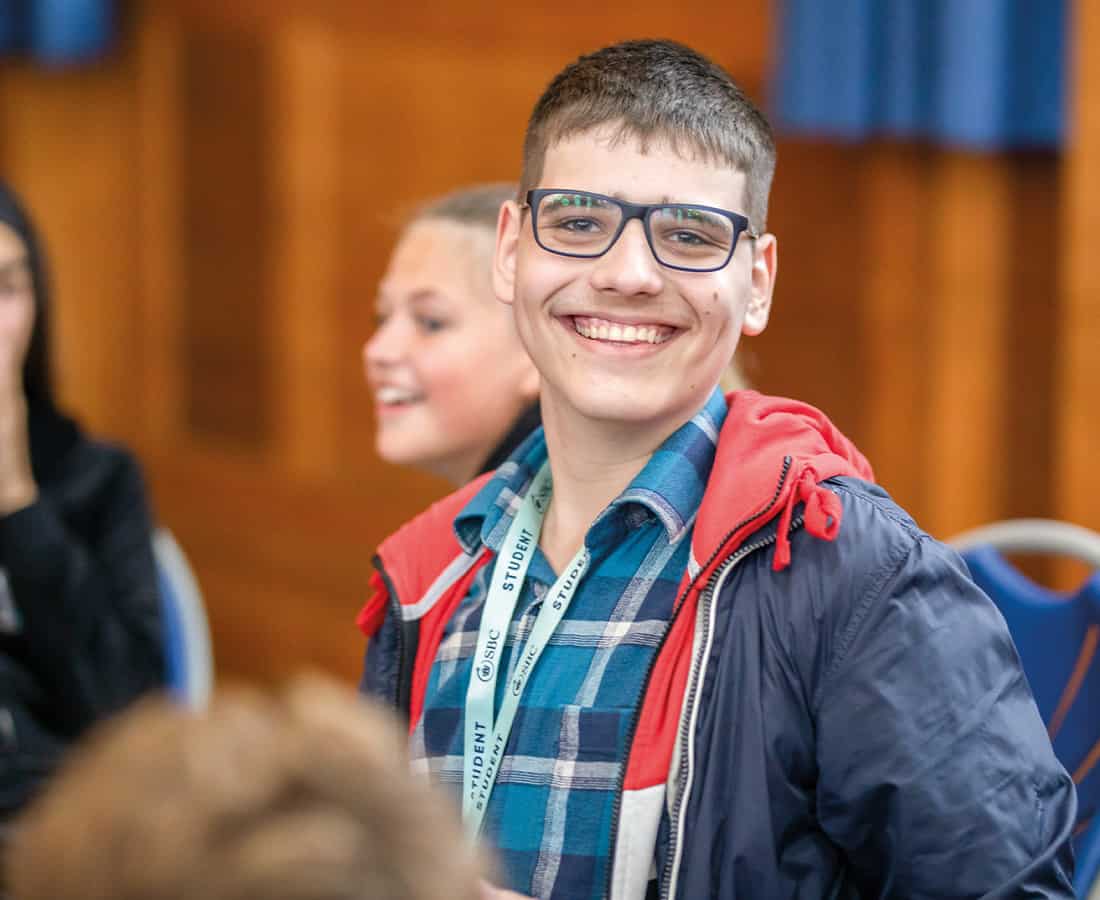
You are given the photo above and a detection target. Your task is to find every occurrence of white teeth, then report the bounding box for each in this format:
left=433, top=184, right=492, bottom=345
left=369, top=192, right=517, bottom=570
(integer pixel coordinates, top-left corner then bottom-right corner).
left=572, top=317, right=671, bottom=345
left=377, top=387, right=421, bottom=404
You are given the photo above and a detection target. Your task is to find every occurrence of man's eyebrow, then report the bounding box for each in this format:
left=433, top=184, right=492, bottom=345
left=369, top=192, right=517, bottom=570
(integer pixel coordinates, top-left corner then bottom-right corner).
left=609, top=193, right=713, bottom=210
left=655, top=206, right=727, bottom=228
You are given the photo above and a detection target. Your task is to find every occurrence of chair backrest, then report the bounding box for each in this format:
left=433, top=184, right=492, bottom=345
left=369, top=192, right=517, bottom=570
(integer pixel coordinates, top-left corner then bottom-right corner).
left=152, top=528, right=213, bottom=708
left=1080, top=817, right=1100, bottom=900
left=949, top=519, right=1100, bottom=897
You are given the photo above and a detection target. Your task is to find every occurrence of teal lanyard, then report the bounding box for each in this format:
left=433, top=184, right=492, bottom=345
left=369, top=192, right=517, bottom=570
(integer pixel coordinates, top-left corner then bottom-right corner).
left=462, top=462, right=591, bottom=837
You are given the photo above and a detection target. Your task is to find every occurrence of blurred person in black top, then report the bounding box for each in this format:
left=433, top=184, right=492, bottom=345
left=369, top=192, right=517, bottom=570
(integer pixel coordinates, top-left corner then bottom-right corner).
left=0, top=182, right=163, bottom=824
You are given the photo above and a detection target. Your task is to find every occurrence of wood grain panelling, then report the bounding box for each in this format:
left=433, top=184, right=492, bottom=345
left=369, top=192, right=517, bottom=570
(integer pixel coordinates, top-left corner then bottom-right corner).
left=138, top=438, right=445, bottom=681
left=1001, top=153, right=1059, bottom=527
left=180, top=27, right=271, bottom=448
left=761, top=144, right=1059, bottom=539
left=0, top=0, right=1084, bottom=684
left=269, top=22, right=343, bottom=478
left=754, top=141, right=868, bottom=444
left=858, top=143, right=933, bottom=517
left=920, top=154, right=1014, bottom=538
left=170, top=1, right=772, bottom=83
left=136, top=9, right=187, bottom=443
left=1060, top=0, right=1100, bottom=542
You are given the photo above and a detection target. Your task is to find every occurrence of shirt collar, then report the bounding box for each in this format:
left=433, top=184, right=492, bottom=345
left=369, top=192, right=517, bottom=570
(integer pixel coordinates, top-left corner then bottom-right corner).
left=454, top=428, right=549, bottom=555
left=599, top=386, right=727, bottom=545
left=454, top=387, right=728, bottom=553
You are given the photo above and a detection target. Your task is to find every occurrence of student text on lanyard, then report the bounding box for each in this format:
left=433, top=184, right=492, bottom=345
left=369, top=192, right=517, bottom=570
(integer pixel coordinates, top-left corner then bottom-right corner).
left=463, top=461, right=591, bottom=837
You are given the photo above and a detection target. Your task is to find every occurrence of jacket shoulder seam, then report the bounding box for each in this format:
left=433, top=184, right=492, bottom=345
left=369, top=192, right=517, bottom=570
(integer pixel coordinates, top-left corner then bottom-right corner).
left=825, top=477, right=924, bottom=540
left=813, top=490, right=926, bottom=707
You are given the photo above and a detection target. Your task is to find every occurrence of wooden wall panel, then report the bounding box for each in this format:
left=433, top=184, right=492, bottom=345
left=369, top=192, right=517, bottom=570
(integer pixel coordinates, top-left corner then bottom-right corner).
left=1000, top=153, right=1059, bottom=527
left=762, top=144, right=1059, bottom=540
left=180, top=28, right=272, bottom=448
left=755, top=142, right=868, bottom=444
left=136, top=10, right=187, bottom=443
left=1058, top=0, right=1100, bottom=564
left=269, top=22, right=343, bottom=479
left=0, top=0, right=1083, bottom=685
left=858, top=144, right=932, bottom=517
left=920, top=155, right=1014, bottom=538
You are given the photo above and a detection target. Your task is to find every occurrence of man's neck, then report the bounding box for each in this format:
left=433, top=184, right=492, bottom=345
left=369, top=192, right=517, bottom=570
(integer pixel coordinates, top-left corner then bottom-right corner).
left=537, top=391, right=682, bottom=572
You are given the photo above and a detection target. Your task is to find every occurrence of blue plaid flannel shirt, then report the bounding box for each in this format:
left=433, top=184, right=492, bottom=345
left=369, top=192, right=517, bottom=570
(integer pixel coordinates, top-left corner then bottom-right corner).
left=410, top=388, right=727, bottom=899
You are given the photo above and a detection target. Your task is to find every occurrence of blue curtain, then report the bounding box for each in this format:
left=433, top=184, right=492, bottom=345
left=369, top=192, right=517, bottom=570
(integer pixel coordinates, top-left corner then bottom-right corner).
left=0, top=0, right=115, bottom=64
left=771, top=0, right=1067, bottom=150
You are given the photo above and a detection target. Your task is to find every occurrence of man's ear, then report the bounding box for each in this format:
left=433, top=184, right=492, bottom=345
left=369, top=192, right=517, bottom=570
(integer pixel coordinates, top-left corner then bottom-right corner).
left=742, top=232, right=777, bottom=336
left=493, top=200, right=522, bottom=306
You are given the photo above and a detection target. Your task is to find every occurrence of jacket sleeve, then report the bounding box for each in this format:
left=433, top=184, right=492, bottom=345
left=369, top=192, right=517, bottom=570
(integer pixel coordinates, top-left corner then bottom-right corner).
left=0, top=450, right=164, bottom=735
left=814, top=531, right=1077, bottom=899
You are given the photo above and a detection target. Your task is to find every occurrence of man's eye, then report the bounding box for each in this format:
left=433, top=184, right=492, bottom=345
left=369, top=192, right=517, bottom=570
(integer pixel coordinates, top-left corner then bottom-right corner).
left=669, top=231, right=707, bottom=246
left=557, top=218, right=600, bottom=233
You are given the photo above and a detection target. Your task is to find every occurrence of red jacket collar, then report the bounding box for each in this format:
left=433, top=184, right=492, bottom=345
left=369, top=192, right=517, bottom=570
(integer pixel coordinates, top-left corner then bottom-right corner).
left=692, top=391, right=874, bottom=578
left=375, top=472, right=491, bottom=607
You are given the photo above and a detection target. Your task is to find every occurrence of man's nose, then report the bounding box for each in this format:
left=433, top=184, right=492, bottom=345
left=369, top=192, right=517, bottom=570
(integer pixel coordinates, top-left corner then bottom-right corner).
left=589, top=219, right=663, bottom=297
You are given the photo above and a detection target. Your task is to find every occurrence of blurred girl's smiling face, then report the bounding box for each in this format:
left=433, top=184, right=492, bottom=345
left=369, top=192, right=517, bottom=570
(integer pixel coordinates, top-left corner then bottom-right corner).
left=364, top=219, right=538, bottom=484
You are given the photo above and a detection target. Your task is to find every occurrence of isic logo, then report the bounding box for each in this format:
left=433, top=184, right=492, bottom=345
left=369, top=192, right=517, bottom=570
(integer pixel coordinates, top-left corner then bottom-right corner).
left=476, top=628, right=502, bottom=681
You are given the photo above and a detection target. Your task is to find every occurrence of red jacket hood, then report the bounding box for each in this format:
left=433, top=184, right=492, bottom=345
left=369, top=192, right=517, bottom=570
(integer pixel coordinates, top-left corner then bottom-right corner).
left=692, top=391, right=874, bottom=576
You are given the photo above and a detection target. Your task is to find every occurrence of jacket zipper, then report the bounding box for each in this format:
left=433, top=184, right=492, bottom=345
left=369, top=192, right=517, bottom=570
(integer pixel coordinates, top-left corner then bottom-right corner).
left=602, top=457, right=794, bottom=900
left=660, top=515, right=805, bottom=900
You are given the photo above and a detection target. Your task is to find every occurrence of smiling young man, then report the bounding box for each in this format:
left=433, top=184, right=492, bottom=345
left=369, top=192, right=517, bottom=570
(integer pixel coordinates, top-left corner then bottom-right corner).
left=359, top=40, right=1076, bottom=900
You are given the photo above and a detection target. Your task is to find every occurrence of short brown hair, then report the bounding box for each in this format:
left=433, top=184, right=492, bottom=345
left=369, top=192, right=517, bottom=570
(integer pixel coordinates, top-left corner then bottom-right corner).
left=521, top=39, right=776, bottom=231
left=6, top=676, right=483, bottom=900
left=414, top=182, right=518, bottom=233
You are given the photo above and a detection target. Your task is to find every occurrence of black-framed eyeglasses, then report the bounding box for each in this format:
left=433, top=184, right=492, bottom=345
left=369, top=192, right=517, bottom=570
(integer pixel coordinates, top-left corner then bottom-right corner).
left=522, top=189, right=759, bottom=273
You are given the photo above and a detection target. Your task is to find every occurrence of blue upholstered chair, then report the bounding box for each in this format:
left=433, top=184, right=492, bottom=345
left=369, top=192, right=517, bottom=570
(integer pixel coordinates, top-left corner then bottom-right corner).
left=152, top=528, right=213, bottom=708
left=949, top=519, right=1100, bottom=898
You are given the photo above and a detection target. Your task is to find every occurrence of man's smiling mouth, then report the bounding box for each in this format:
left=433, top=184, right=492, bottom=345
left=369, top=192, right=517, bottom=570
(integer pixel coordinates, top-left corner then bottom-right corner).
left=571, top=315, right=675, bottom=345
